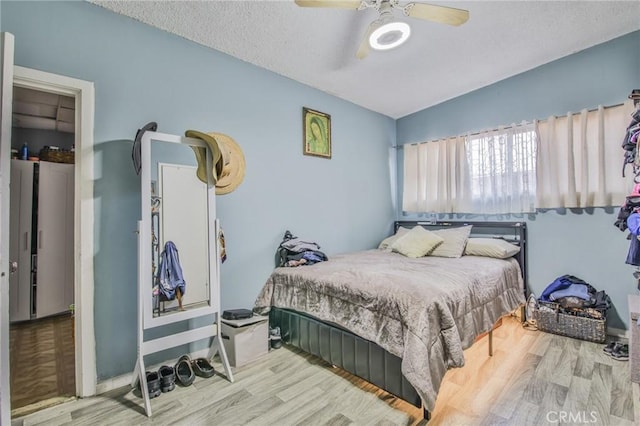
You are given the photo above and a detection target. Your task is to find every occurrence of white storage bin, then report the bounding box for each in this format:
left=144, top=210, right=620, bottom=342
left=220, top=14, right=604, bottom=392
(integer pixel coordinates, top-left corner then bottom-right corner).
left=221, top=315, right=269, bottom=367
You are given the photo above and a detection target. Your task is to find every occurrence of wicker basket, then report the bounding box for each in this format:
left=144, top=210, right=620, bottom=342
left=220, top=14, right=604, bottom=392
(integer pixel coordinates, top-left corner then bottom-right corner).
left=39, top=148, right=74, bottom=164
left=535, top=300, right=606, bottom=343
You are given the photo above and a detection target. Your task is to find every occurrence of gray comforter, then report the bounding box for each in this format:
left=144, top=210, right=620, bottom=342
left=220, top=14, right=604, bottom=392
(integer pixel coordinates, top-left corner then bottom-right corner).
left=254, top=249, right=524, bottom=411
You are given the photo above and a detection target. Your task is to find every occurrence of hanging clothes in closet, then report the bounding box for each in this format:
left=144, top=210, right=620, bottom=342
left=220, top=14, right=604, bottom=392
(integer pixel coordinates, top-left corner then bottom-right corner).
left=622, top=90, right=640, bottom=178
left=617, top=90, right=640, bottom=287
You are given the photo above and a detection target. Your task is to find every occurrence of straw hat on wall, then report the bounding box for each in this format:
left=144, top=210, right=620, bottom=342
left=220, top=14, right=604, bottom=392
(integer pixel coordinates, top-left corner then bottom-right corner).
left=185, top=130, right=246, bottom=195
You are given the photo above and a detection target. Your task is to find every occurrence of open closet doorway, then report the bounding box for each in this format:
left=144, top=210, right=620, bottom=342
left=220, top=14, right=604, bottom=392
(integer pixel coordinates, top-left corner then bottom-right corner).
left=0, top=55, right=96, bottom=423
left=8, top=86, right=76, bottom=414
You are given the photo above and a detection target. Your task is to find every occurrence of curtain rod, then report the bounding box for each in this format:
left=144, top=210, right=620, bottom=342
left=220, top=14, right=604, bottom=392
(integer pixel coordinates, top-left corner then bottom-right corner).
left=393, top=100, right=631, bottom=149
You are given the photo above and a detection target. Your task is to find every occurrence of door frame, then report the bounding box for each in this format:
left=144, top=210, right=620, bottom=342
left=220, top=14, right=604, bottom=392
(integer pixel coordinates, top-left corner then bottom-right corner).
left=11, top=66, right=97, bottom=399
left=1, top=32, right=16, bottom=426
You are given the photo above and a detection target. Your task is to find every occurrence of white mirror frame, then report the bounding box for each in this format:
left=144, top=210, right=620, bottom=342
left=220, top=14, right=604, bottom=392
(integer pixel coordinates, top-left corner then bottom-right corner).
left=140, top=131, right=218, bottom=329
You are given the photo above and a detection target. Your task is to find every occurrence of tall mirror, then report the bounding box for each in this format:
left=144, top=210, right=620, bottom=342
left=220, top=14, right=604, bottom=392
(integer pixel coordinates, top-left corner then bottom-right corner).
left=152, top=141, right=210, bottom=314
left=140, top=133, right=218, bottom=329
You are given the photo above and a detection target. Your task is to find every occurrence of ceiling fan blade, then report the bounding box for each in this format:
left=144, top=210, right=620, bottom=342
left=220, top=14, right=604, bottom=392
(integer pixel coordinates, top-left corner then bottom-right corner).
left=404, top=3, right=469, bottom=26
left=295, top=0, right=363, bottom=9
left=356, top=20, right=377, bottom=60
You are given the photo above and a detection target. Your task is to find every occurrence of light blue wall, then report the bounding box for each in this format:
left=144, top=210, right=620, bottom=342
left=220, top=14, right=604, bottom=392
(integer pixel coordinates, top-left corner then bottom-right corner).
left=397, top=31, right=640, bottom=330
left=5, top=1, right=636, bottom=383
left=1, top=1, right=396, bottom=379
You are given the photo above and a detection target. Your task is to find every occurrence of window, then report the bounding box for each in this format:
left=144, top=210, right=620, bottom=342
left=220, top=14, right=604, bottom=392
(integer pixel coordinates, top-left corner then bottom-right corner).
left=402, top=123, right=537, bottom=214
left=402, top=102, right=632, bottom=215
left=465, top=124, right=537, bottom=213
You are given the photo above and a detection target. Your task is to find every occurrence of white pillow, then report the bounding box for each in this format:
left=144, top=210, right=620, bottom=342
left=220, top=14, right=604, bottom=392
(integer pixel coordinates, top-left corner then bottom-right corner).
left=429, top=225, right=473, bottom=258
left=378, top=227, right=410, bottom=251
left=390, top=226, right=444, bottom=258
left=464, top=238, right=520, bottom=259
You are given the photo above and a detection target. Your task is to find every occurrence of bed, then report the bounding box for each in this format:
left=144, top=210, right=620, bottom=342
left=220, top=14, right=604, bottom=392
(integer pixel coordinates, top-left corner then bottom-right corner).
left=254, top=221, right=527, bottom=420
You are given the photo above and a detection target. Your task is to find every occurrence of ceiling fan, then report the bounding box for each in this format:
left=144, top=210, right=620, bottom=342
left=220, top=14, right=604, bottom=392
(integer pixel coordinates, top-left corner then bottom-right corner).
left=295, top=0, right=469, bottom=59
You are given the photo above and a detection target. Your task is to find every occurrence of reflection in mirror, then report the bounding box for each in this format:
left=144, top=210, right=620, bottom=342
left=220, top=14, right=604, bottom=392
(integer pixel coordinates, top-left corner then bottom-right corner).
left=150, top=141, right=210, bottom=317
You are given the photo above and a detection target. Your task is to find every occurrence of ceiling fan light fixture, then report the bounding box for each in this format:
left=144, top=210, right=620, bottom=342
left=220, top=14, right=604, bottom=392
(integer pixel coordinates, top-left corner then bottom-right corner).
left=369, top=21, right=411, bottom=51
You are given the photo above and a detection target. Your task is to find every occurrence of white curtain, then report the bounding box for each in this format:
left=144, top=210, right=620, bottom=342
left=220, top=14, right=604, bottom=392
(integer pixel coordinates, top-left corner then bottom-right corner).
left=465, top=123, right=537, bottom=214
left=402, top=135, right=470, bottom=213
left=536, top=101, right=633, bottom=209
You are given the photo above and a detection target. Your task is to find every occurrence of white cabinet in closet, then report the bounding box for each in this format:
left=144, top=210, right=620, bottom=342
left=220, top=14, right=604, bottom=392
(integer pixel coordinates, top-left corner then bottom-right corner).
left=8, top=160, right=74, bottom=321
left=36, top=161, right=74, bottom=318
left=9, top=160, right=34, bottom=322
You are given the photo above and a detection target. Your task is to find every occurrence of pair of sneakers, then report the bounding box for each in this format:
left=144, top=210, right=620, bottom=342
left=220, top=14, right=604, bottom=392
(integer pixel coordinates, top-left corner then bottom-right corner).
left=603, top=341, right=629, bottom=361
left=141, top=365, right=175, bottom=399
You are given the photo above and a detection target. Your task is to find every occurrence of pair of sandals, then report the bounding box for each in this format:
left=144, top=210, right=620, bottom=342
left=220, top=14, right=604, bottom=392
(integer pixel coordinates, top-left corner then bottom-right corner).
left=603, top=341, right=629, bottom=361
left=174, top=355, right=216, bottom=386
left=142, top=365, right=175, bottom=399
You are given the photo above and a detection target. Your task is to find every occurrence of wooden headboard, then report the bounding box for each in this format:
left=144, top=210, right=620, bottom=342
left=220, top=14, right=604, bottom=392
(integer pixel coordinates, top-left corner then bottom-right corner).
left=394, top=220, right=528, bottom=297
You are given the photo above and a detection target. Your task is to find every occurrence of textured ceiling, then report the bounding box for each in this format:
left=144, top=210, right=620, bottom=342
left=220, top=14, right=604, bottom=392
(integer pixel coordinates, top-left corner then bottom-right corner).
left=90, top=0, right=640, bottom=119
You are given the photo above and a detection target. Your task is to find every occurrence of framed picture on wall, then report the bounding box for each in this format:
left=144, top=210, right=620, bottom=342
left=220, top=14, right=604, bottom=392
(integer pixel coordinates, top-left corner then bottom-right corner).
left=303, top=107, right=331, bottom=159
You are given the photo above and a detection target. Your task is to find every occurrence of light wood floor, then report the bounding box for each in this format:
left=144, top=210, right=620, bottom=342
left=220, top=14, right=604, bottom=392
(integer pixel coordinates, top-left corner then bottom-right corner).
left=10, top=313, right=75, bottom=412
left=12, top=316, right=639, bottom=425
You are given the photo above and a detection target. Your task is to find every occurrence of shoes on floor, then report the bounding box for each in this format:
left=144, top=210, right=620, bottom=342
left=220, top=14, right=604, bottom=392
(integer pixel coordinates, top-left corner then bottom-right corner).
left=144, top=371, right=161, bottom=399
left=174, top=355, right=195, bottom=386
left=158, top=365, right=176, bottom=392
left=604, top=341, right=629, bottom=361
left=603, top=341, right=622, bottom=355
left=610, top=344, right=629, bottom=361
left=192, top=358, right=216, bottom=378
left=270, top=326, right=282, bottom=350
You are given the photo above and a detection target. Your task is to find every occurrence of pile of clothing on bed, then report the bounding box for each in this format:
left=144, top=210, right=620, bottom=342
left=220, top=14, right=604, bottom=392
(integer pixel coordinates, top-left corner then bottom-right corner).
left=275, top=230, right=328, bottom=267
left=538, top=275, right=611, bottom=320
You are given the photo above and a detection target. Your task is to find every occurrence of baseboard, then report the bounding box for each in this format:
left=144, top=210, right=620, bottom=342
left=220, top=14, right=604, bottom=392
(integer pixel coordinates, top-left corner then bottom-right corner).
left=607, top=326, right=628, bottom=340
left=95, top=372, right=133, bottom=395
left=95, top=348, right=212, bottom=395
